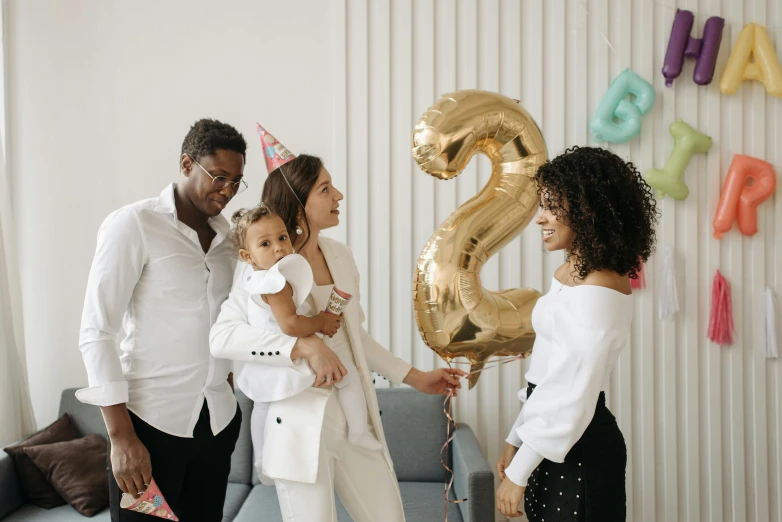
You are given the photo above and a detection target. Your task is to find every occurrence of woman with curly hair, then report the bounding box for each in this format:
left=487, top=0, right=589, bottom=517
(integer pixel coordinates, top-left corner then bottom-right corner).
left=495, top=146, right=658, bottom=521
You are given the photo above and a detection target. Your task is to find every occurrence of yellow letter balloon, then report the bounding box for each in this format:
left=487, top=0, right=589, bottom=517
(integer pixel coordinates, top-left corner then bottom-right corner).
left=720, top=23, right=782, bottom=98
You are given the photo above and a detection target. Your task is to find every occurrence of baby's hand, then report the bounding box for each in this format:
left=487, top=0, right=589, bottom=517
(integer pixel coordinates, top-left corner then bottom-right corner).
left=318, top=311, right=342, bottom=337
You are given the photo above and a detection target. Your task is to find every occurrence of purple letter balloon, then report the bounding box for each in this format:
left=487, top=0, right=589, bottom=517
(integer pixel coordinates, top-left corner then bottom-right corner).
left=662, top=9, right=724, bottom=87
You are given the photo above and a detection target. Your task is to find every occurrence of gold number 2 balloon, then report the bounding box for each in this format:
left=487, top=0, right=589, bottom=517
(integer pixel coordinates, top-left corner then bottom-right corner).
left=412, top=90, right=547, bottom=389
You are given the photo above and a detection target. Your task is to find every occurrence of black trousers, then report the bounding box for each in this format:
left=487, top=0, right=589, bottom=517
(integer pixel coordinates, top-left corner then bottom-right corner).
left=108, top=402, right=242, bottom=522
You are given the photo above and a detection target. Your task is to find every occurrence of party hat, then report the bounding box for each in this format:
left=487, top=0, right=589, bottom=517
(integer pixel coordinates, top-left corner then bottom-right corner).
left=256, top=123, right=296, bottom=173
left=120, top=478, right=178, bottom=520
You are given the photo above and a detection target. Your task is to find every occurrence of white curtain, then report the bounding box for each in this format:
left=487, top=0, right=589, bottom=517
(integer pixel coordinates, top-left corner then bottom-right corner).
left=0, top=0, right=35, bottom=446
left=0, top=137, right=35, bottom=446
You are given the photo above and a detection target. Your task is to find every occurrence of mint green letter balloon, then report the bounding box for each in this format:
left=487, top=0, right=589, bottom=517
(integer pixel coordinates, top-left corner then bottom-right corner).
left=590, top=69, right=656, bottom=143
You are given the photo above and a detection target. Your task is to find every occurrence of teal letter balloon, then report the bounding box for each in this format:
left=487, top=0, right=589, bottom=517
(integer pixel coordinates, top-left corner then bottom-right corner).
left=590, top=69, right=656, bottom=143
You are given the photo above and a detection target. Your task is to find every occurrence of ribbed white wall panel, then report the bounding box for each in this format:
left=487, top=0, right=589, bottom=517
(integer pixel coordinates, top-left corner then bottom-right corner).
left=331, top=1, right=782, bottom=520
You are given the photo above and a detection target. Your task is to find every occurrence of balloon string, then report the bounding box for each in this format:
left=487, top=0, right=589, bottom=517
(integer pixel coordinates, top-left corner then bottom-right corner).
left=441, top=362, right=467, bottom=522
left=440, top=354, right=527, bottom=520
left=448, top=354, right=528, bottom=378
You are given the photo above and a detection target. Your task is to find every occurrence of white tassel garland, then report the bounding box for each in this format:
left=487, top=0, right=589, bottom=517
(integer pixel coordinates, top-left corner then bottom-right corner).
left=658, top=245, right=679, bottom=320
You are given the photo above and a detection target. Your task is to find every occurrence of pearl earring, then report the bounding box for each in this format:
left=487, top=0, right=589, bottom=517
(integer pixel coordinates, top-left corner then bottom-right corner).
left=296, top=225, right=303, bottom=235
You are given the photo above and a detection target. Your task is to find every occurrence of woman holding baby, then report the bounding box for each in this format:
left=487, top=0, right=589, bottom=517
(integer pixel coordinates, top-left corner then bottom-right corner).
left=209, top=125, right=464, bottom=522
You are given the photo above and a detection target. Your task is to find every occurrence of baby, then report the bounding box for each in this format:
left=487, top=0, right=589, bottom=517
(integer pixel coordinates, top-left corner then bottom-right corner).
left=229, top=204, right=382, bottom=484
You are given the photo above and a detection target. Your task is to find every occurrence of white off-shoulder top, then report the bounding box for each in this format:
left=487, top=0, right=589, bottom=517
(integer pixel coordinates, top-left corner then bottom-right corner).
left=504, top=277, right=633, bottom=486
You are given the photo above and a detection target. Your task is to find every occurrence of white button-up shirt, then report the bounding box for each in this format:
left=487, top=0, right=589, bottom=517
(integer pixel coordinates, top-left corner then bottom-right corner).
left=77, top=184, right=237, bottom=437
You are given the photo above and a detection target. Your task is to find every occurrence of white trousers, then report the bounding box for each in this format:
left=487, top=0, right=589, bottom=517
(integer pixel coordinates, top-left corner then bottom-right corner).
left=273, top=391, right=405, bottom=522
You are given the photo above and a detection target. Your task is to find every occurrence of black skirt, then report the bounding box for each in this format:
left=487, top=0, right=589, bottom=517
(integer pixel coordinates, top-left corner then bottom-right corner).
left=522, top=383, right=626, bottom=522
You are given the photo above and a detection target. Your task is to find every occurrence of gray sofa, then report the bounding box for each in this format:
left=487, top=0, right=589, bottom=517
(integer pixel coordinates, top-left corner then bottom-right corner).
left=0, top=388, right=494, bottom=522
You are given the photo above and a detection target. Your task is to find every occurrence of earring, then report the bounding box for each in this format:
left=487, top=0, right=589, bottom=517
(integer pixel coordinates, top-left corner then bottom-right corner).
left=296, top=225, right=303, bottom=235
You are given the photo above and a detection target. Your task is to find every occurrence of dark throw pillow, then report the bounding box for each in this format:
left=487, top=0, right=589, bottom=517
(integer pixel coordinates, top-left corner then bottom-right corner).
left=3, top=413, right=79, bottom=508
left=24, top=434, right=109, bottom=517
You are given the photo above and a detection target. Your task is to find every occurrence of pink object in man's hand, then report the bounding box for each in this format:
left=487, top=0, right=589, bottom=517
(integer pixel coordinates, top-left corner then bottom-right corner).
left=120, top=478, right=178, bottom=520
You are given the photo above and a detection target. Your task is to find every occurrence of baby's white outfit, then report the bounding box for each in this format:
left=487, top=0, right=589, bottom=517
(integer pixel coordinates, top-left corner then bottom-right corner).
left=235, top=254, right=381, bottom=486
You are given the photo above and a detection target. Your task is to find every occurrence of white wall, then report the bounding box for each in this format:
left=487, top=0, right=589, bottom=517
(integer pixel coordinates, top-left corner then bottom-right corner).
left=8, top=1, right=782, bottom=521
left=6, top=0, right=335, bottom=422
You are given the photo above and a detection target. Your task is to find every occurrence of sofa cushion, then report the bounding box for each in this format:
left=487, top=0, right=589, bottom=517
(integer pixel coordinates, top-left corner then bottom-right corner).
left=232, top=482, right=463, bottom=522
left=229, top=390, right=253, bottom=485
left=1, top=504, right=109, bottom=522
left=23, top=435, right=109, bottom=517
left=3, top=414, right=80, bottom=509
left=223, top=483, right=251, bottom=522
left=398, top=482, right=463, bottom=522
left=376, top=388, right=448, bottom=482
left=233, top=485, right=279, bottom=522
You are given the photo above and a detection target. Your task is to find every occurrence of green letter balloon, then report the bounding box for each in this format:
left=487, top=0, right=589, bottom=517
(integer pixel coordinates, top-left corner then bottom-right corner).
left=645, top=120, right=712, bottom=200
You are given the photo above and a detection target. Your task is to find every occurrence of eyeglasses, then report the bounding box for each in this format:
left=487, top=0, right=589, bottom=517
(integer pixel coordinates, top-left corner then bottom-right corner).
left=188, top=155, right=249, bottom=194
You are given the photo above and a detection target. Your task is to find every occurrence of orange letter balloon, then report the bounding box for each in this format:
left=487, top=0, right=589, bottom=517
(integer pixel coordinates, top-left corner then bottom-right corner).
left=713, top=154, right=776, bottom=239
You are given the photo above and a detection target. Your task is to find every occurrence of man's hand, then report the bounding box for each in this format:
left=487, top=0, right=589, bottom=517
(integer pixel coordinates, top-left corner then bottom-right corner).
left=110, top=432, right=152, bottom=498
left=496, top=478, right=525, bottom=519
left=100, top=404, right=152, bottom=499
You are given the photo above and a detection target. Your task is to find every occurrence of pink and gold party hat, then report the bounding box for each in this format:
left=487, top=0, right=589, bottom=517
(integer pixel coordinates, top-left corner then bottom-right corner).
left=256, top=123, right=296, bottom=173
left=120, top=478, right=178, bottom=520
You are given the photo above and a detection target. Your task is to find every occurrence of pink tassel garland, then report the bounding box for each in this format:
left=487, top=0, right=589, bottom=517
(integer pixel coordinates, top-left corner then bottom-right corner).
left=708, top=270, right=734, bottom=345
left=631, top=262, right=647, bottom=290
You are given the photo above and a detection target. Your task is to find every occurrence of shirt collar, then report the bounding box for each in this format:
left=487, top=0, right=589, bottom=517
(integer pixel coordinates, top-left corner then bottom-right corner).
left=154, top=182, right=231, bottom=242
left=154, top=183, right=177, bottom=215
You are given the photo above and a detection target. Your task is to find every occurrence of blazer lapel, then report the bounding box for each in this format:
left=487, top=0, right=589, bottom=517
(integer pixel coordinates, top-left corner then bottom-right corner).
left=318, top=237, right=365, bottom=362
left=318, top=236, right=345, bottom=289
left=317, top=238, right=388, bottom=454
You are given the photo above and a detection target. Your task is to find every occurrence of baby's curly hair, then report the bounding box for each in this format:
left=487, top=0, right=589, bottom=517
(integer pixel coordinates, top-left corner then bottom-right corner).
left=229, top=204, right=274, bottom=254
left=535, top=146, right=659, bottom=281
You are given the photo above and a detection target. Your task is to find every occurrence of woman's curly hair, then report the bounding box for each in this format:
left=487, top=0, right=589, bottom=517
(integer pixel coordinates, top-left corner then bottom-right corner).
left=535, top=146, right=659, bottom=281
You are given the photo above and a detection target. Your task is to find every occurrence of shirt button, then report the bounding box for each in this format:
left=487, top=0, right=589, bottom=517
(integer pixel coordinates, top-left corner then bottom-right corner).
left=267, top=352, right=273, bottom=356
left=251, top=351, right=256, bottom=355
left=260, top=352, right=265, bottom=356
left=276, top=417, right=282, bottom=424
left=275, top=351, right=280, bottom=355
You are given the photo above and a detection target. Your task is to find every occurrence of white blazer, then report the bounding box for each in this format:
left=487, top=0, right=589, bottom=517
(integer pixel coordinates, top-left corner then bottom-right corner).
left=210, top=236, right=413, bottom=484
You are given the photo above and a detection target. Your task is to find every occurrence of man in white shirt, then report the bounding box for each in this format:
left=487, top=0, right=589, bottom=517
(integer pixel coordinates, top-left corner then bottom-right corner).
left=77, top=119, right=248, bottom=521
